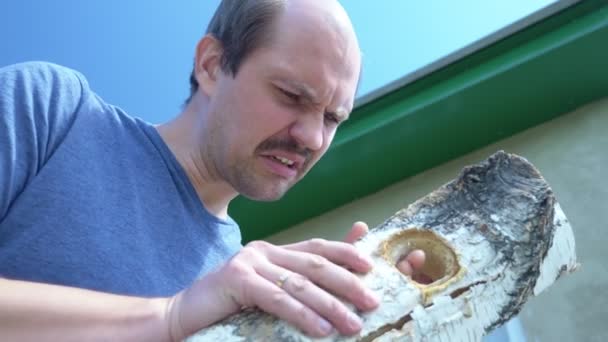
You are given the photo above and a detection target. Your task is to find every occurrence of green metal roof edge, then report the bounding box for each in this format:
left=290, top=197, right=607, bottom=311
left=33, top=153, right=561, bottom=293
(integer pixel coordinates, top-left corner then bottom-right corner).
left=232, top=0, right=608, bottom=242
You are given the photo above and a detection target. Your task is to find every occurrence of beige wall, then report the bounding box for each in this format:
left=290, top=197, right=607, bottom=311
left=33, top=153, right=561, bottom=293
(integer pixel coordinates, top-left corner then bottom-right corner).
left=267, top=98, right=608, bottom=341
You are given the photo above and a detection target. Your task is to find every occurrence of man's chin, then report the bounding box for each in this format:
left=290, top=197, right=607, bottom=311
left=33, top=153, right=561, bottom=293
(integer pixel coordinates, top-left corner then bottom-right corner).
left=239, top=184, right=292, bottom=202
left=242, top=193, right=286, bottom=202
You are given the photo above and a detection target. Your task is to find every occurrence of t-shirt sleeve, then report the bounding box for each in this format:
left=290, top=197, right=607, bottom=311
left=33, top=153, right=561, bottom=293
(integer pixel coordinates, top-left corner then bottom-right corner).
left=0, top=62, right=86, bottom=220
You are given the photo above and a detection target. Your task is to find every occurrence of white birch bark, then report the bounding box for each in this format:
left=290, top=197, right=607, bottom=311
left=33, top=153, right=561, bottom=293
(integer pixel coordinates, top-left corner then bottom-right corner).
left=187, top=151, right=578, bottom=342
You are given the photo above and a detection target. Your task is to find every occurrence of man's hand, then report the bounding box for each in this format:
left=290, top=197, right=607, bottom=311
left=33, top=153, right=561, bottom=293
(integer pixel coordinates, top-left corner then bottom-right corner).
left=345, top=221, right=429, bottom=284
left=167, top=221, right=429, bottom=341
left=168, top=225, right=380, bottom=340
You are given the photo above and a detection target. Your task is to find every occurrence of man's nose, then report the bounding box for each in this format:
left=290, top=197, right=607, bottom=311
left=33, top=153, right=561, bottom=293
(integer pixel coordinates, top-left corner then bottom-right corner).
left=289, top=113, right=324, bottom=151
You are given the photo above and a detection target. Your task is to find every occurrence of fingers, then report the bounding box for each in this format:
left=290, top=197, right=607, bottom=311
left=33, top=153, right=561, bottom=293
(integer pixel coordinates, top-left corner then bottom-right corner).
left=281, top=238, right=373, bottom=273
left=406, top=249, right=426, bottom=270
left=343, top=221, right=368, bottom=244
left=242, top=271, right=335, bottom=337
left=219, top=240, right=378, bottom=337
left=397, top=249, right=433, bottom=284
left=397, top=249, right=425, bottom=275
left=214, top=246, right=334, bottom=337
left=266, top=248, right=378, bottom=312
left=255, top=264, right=364, bottom=336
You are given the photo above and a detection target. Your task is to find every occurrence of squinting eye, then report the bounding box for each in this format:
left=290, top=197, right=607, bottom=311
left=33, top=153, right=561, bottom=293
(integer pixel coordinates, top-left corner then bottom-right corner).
left=324, top=113, right=340, bottom=124
left=279, top=88, right=300, bottom=102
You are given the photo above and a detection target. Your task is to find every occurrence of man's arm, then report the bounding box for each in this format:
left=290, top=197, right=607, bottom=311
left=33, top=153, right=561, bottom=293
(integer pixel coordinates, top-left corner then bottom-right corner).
left=0, top=222, right=377, bottom=341
left=0, top=233, right=378, bottom=341
left=0, top=62, right=173, bottom=339
left=0, top=221, right=426, bottom=341
left=0, top=278, right=171, bottom=341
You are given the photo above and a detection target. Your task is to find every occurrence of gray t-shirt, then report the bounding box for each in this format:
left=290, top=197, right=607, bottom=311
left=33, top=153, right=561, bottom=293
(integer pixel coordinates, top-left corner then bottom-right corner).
left=0, top=62, right=241, bottom=296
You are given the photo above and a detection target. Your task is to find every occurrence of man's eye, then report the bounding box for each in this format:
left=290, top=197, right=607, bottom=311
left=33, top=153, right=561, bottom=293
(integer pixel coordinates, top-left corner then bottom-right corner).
left=324, top=113, right=340, bottom=124
left=279, top=88, right=300, bottom=102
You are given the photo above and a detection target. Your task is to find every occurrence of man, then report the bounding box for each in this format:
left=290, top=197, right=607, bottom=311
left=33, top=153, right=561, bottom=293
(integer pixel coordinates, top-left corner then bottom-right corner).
left=0, top=0, right=425, bottom=340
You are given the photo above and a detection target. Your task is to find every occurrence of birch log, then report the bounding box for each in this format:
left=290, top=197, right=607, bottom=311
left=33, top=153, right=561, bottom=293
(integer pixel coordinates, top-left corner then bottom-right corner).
left=187, top=151, right=578, bottom=342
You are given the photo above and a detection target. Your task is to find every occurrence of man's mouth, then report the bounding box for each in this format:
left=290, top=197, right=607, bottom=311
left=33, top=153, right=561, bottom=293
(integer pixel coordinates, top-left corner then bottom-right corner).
left=260, top=153, right=303, bottom=179
left=270, top=155, right=295, bottom=168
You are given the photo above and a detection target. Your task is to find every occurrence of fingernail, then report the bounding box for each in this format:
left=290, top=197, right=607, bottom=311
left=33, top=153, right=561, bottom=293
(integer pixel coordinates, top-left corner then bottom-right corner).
left=359, top=255, right=374, bottom=268
left=365, top=292, right=379, bottom=308
left=347, top=312, right=362, bottom=331
left=319, top=318, right=333, bottom=335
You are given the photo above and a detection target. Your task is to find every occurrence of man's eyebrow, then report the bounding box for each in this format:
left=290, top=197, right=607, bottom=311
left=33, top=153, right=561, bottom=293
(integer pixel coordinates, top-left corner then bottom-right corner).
left=280, top=79, right=351, bottom=121
left=281, top=79, right=320, bottom=104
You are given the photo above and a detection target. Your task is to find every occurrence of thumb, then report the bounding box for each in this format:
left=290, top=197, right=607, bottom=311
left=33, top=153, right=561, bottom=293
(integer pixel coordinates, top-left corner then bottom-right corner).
left=344, top=221, right=368, bottom=244
left=397, top=249, right=426, bottom=276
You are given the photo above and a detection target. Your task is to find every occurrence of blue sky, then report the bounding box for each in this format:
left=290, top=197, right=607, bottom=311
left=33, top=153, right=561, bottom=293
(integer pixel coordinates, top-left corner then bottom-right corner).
left=341, top=1, right=556, bottom=95
left=1, top=1, right=555, bottom=123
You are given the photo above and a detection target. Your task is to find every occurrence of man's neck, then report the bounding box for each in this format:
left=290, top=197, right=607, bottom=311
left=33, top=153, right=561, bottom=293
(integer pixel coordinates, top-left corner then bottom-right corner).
left=155, top=106, right=237, bottom=220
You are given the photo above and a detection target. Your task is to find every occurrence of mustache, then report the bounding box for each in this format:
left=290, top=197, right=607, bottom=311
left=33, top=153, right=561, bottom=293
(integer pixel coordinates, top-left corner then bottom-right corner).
left=257, top=138, right=312, bottom=161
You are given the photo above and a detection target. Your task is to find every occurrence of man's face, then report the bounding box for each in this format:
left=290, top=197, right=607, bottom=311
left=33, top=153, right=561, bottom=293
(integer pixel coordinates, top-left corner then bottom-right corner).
left=203, top=3, right=361, bottom=201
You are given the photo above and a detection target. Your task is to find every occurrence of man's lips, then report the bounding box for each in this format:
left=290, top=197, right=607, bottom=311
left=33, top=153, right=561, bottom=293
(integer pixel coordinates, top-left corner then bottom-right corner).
left=260, top=151, right=306, bottom=169
left=259, top=151, right=307, bottom=179
left=260, top=155, right=299, bottom=179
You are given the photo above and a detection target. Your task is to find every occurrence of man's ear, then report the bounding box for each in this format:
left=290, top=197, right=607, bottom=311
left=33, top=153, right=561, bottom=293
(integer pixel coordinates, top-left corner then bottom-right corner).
left=194, top=35, right=223, bottom=97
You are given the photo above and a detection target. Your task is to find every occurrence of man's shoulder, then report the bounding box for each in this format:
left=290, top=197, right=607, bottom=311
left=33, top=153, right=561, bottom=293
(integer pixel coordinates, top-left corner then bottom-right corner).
left=0, top=61, right=101, bottom=172
left=2, top=61, right=83, bottom=78
left=1, top=61, right=88, bottom=95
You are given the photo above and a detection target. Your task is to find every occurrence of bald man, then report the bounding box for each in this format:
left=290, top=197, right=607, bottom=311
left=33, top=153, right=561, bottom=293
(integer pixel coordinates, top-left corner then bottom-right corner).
left=0, top=0, right=425, bottom=340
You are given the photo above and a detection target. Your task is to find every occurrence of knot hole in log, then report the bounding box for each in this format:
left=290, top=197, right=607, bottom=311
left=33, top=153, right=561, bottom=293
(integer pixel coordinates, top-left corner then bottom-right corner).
left=381, top=229, right=465, bottom=304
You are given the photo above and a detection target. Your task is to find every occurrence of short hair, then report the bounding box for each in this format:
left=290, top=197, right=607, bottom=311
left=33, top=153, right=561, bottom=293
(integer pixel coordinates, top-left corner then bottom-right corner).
left=186, top=0, right=285, bottom=103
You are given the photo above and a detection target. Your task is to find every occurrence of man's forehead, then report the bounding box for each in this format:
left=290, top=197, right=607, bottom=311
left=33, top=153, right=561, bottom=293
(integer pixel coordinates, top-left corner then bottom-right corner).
left=263, top=0, right=361, bottom=117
